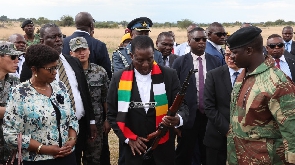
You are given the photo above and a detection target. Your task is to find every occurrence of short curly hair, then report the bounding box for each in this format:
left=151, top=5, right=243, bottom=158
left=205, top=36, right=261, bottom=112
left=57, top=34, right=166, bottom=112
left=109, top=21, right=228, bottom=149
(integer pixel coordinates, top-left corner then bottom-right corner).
left=26, top=44, right=59, bottom=68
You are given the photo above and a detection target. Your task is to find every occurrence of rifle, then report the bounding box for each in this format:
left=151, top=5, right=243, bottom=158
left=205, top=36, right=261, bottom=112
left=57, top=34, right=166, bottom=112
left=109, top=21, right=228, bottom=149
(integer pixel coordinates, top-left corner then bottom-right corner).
left=143, top=69, right=198, bottom=159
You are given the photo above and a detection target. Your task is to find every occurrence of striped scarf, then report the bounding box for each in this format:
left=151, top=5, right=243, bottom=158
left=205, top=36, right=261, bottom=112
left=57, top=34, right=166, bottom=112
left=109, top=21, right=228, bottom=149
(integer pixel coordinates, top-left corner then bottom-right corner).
left=117, top=62, right=169, bottom=144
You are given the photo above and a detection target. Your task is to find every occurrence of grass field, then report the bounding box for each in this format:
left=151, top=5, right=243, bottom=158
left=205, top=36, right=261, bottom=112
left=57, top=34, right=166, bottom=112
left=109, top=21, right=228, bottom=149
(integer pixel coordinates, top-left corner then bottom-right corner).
left=0, top=23, right=290, bottom=164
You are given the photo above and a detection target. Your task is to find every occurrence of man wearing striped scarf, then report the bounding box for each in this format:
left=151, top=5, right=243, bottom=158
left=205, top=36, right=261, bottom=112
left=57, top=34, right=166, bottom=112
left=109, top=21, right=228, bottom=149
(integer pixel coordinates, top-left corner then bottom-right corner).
left=107, top=35, right=188, bottom=165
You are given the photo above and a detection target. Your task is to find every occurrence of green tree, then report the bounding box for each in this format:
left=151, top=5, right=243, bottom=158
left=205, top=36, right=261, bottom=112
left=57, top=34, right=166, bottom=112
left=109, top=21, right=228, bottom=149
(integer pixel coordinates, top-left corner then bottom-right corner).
left=274, top=19, right=285, bottom=25
left=177, top=19, right=194, bottom=29
left=0, top=15, right=8, bottom=27
left=120, top=21, right=128, bottom=28
left=60, top=15, right=74, bottom=27
left=36, top=17, right=50, bottom=25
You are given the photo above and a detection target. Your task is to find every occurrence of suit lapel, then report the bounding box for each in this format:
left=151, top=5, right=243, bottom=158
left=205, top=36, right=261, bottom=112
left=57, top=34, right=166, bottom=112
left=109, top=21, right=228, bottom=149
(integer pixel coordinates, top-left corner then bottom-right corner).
left=169, top=54, right=175, bottom=67
left=286, top=58, right=295, bottom=82
left=182, top=53, right=196, bottom=86
left=222, top=65, right=232, bottom=96
left=205, top=53, right=216, bottom=71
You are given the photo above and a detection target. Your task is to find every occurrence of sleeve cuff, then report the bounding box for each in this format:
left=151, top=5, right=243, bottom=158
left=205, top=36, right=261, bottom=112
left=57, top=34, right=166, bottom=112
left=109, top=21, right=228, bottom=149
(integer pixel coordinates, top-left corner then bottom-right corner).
left=125, top=138, right=129, bottom=144
left=175, top=114, right=183, bottom=128
left=90, top=120, right=95, bottom=124
left=286, top=151, right=295, bottom=163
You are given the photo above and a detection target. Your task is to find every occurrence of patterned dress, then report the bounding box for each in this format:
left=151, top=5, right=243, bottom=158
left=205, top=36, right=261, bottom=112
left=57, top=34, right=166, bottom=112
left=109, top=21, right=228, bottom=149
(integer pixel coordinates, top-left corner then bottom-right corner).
left=3, top=80, right=79, bottom=161
left=0, top=74, right=19, bottom=163
left=227, top=55, right=295, bottom=164
left=82, top=63, right=108, bottom=165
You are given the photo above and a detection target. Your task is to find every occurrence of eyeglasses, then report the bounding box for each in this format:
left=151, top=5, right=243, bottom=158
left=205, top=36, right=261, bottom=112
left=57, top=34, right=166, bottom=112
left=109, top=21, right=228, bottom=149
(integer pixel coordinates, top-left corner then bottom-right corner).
left=213, top=32, right=227, bottom=37
left=41, top=65, right=59, bottom=73
left=1, top=55, right=20, bottom=60
left=267, top=43, right=284, bottom=49
left=192, top=37, right=207, bottom=42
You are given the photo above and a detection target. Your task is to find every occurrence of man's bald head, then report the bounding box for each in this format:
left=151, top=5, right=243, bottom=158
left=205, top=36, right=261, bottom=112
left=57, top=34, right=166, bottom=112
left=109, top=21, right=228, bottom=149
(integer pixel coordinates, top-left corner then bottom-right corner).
left=8, top=33, right=24, bottom=43
left=75, top=12, right=94, bottom=31
left=8, top=33, right=26, bottom=52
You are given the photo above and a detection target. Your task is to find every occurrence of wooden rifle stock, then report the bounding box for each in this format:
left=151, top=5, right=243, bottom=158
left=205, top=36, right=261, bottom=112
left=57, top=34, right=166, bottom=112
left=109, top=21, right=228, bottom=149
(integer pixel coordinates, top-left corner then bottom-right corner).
left=143, top=69, right=198, bottom=159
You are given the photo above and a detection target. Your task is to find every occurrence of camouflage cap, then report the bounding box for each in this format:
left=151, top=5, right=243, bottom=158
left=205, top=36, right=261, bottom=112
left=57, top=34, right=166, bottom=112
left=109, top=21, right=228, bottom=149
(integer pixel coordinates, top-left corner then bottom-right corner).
left=0, top=41, right=23, bottom=56
left=69, top=37, right=88, bottom=52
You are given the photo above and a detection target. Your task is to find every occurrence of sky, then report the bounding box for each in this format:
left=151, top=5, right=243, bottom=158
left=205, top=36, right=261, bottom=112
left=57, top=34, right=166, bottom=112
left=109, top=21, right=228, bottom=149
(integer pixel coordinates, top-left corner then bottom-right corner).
left=2, top=0, right=295, bottom=23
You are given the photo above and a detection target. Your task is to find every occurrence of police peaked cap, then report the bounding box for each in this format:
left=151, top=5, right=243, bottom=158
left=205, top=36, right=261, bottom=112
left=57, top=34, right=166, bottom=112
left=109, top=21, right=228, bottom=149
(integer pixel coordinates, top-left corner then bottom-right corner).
left=127, top=17, right=153, bottom=31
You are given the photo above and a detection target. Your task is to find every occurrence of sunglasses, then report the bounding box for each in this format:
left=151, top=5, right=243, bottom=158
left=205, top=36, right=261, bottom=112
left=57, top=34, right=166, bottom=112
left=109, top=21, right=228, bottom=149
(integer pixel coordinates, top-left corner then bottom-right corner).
left=1, top=54, right=20, bottom=60
left=267, top=43, right=284, bottom=49
left=213, top=32, right=227, bottom=37
left=41, top=65, right=59, bottom=73
left=192, top=37, right=207, bottom=42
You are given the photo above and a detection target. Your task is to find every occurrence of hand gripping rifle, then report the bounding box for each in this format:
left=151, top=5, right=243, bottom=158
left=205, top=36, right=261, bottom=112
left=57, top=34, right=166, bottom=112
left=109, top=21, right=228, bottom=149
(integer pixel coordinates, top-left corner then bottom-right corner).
left=143, top=69, right=198, bottom=159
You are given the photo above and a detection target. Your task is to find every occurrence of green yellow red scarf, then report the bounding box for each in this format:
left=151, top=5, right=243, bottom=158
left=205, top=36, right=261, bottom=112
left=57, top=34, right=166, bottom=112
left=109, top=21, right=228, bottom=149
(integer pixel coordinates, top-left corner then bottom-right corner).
left=117, top=62, right=169, bottom=144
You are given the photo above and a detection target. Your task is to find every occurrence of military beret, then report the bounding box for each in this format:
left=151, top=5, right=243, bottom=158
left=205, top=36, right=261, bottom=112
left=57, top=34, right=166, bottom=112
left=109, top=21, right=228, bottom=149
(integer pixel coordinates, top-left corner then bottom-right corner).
left=0, top=41, right=23, bottom=56
left=21, top=20, right=34, bottom=28
left=227, top=26, right=262, bottom=50
left=127, top=17, right=153, bottom=31
left=69, top=37, right=88, bottom=52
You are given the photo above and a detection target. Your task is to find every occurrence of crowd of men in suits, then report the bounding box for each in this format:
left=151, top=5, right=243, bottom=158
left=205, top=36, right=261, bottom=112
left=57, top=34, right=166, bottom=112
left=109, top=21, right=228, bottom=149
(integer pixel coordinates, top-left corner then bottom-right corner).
left=2, top=11, right=295, bottom=165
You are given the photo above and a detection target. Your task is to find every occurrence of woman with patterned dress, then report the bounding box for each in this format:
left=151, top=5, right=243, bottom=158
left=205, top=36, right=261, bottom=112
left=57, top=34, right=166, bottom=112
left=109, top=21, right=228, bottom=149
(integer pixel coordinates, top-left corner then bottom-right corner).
left=3, top=44, right=79, bottom=165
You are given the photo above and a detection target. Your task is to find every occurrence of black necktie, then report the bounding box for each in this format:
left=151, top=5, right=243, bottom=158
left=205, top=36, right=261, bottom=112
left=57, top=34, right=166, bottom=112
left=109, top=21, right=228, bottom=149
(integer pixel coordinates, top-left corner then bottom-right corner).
left=233, top=72, right=240, bottom=86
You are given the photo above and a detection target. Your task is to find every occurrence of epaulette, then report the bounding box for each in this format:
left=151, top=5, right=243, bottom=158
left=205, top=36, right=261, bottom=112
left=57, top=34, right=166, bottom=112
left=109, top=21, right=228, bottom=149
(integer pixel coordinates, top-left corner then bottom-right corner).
left=126, top=47, right=130, bottom=54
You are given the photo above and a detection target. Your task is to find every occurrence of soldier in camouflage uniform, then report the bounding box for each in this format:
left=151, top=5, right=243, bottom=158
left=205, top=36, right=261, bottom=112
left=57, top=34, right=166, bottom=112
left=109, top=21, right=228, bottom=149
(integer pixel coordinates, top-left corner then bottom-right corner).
left=227, top=26, right=295, bottom=165
left=21, top=20, right=40, bottom=47
left=112, top=17, right=164, bottom=73
left=69, top=37, right=109, bottom=165
left=0, top=41, right=22, bottom=164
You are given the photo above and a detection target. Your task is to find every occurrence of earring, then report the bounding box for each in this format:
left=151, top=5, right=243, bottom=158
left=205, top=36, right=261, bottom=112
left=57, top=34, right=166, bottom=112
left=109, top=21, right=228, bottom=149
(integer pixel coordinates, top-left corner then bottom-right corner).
left=35, top=74, right=37, bottom=78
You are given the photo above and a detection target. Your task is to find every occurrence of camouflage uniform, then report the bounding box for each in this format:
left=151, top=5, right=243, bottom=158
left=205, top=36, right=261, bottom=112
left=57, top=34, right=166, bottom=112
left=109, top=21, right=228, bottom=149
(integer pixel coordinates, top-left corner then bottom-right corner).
left=227, top=55, right=295, bottom=165
left=0, top=74, right=19, bottom=163
left=82, top=63, right=108, bottom=165
left=25, top=33, right=40, bottom=47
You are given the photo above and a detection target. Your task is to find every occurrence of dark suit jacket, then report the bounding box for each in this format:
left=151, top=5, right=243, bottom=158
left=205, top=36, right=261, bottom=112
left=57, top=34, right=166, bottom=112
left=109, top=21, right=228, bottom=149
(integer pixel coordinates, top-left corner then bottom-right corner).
left=62, top=31, right=112, bottom=79
left=285, top=56, right=295, bottom=82
left=172, top=52, right=222, bottom=129
left=205, top=41, right=226, bottom=65
left=284, top=50, right=295, bottom=61
left=107, top=65, right=188, bottom=165
left=290, top=41, right=295, bottom=55
left=20, top=54, right=94, bottom=135
left=203, top=65, right=232, bottom=150
left=168, top=54, right=178, bottom=67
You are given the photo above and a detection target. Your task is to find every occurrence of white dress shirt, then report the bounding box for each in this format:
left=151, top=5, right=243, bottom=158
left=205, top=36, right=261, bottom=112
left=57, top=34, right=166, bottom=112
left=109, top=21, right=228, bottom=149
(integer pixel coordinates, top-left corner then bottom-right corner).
left=163, top=56, right=170, bottom=67
left=56, top=54, right=89, bottom=122
left=228, top=67, right=243, bottom=87
left=274, top=55, right=292, bottom=79
left=207, top=39, right=222, bottom=53
left=284, top=40, right=292, bottom=52
left=191, top=52, right=207, bottom=97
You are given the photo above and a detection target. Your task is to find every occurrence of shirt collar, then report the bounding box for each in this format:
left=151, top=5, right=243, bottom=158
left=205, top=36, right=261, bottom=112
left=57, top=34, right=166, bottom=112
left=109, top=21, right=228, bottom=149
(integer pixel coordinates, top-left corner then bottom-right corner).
left=228, top=67, right=243, bottom=76
left=284, top=40, right=292, bottom=45
left=75, top=30, right=90, bottom=36
left=277, top=55, right=287, bottom=62
left=207, top=39, right=222, bottom=50
left=134, top=68, right=151, bottom=82
left=191, top=52, right=205, bottom=61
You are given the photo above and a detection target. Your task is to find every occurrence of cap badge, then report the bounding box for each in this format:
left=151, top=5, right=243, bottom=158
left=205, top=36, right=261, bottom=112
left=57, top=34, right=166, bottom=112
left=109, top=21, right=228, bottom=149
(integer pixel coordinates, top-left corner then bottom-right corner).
left=142, top=21, right=147, bottom=27
left=76, top=39, right=81, bottom=45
